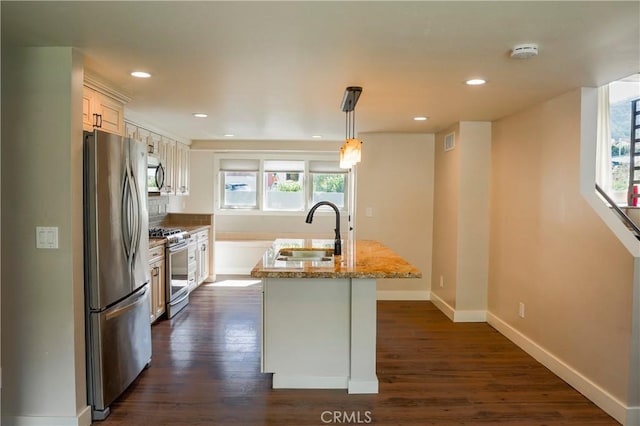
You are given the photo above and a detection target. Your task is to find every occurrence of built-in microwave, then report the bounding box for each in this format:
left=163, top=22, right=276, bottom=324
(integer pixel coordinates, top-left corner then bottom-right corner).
left=147, top=156, right=165, bottom=194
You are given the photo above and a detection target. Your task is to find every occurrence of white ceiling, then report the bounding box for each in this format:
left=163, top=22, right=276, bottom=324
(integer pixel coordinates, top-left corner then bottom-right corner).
left=2, top=1, right=639, bottom=142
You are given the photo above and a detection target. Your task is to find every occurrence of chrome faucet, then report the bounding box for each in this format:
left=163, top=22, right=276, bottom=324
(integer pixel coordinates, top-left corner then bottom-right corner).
left=305, top=201, right=341, bottom=256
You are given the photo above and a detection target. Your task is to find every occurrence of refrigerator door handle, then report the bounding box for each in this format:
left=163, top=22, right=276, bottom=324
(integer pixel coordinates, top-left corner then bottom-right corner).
left=120, top=170, right=132, bottom=259
left=129, top=163, right=141, bottom=259
left=105, top=286, right=149, bottom=321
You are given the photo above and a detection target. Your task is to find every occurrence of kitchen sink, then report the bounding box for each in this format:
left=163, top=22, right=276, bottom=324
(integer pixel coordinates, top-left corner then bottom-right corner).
left=276, top=248, right=334, bottom=262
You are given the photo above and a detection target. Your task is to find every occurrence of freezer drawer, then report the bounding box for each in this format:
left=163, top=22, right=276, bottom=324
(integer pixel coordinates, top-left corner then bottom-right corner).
left=88, top=284, right=152, bottom=420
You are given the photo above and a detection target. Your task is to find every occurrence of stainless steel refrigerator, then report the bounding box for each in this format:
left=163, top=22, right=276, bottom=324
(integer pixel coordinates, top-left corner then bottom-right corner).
left=83, top=129, right=152, bottom=420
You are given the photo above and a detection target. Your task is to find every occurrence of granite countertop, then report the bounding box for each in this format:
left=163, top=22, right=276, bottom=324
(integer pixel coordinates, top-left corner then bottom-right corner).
left=251, top=239, right=422, bottom=279
left=180, top=225, right=211, bottom=234
left=149, top=238, right=166, bottom=249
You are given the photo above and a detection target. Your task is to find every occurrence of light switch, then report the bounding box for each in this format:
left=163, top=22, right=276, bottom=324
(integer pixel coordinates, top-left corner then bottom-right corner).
left=36, top=226, right=59, bottom=249
left=365, top=207, right=373, bottom=217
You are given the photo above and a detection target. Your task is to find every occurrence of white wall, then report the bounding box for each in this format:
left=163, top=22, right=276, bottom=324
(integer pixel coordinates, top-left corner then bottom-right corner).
left=456, top=122, right=491, bottom=316
left=186, top=136, right=435, bottom=296
left=356, top=133, right=434, bottom=299
left=182, top=151, right=216, bottom=213
left=430, top=122, right=492, bottom=319
left=1, top=47, right=90, bottom=425
left=489, top=88, right=634, bottom=422
left=185, top=139, right=347, bottom=240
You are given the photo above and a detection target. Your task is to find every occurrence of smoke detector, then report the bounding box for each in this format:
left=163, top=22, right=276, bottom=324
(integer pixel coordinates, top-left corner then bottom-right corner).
left=510, top=43, right=539, bottom=59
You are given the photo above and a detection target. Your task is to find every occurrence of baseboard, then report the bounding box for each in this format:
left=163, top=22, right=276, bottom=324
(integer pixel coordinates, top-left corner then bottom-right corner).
left=429, top=292, right=486, bottom=322
left=429, top=291, right=455, bottom=321
left=216, top=267, right=252, bottom=275
left=487, top=312, right=628, bottom=425
left=348, top=377, right=379, bottom=394
left=376, top=290, right=430, bottom=301
left=3, top=406, right=92, bottom=426
left=453, top=309, right=486, bottom=322
left=272, top=374, right=348, bottom=390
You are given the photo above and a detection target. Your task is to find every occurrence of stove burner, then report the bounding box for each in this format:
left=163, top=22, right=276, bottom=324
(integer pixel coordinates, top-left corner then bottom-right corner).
left=149, top=227, right=182, bottom=238
left=149, top=227, right=190, bottom=247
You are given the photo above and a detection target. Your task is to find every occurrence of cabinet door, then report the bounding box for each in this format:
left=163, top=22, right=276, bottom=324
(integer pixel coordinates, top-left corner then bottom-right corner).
left=161, top=137, right=176, bottom=195
left=83, top=85, right=125, bottom=136
left=82, top=89, right=95, bottom=132
left=96, top=95, right=124, bottom=136
left=176, top=143, right=190, bottom=195
left=124, top=122, right=138, bottom=140
left=199, top=240, right=209, bottom=283
left=149, top=260, right=162, bottom=323
left=154, top=259, right=166, bottom=319
left=147, top=131, right=160, bottom=158
left=196, top=230, right=209, bottom=284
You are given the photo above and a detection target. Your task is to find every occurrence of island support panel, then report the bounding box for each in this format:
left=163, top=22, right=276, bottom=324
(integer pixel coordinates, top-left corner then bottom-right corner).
left=261, top=277, right=378, bottom=394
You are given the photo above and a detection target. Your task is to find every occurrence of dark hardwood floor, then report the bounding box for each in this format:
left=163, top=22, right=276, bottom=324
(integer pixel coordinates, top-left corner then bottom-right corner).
left=100, top=279, right=618, bottom=425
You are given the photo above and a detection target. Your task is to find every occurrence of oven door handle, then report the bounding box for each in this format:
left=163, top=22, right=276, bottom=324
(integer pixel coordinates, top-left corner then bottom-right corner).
left=169, top=291, right=189, bottom=307
left=168, top=241, right=189, bottom=252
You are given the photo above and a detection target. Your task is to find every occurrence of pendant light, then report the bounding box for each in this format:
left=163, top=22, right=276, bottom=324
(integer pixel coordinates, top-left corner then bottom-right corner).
left=339, top=86, right=363, bottom=169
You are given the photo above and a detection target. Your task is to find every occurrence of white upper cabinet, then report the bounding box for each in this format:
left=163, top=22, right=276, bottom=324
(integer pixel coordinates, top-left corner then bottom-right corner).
left=176, top=142, right=190, bottom=195
left=83, top=77, right=129, bottom=136
left=160, top=136, right=176, bottom=195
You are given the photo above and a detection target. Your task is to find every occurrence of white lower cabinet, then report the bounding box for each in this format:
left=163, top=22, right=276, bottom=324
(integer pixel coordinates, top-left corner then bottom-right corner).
left=187, top=239, right=198, bottom=293
left=195, top=229, right=210, bottom=284
left=148, top=245, right=166, bottom=324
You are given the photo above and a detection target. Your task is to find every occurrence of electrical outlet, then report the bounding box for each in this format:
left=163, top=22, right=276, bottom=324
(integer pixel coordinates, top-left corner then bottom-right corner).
left=365, top=207, right=373, bottom=217
left=439, top=275, right=444, bottom=288
left=518, top=302, right=525, bottom=318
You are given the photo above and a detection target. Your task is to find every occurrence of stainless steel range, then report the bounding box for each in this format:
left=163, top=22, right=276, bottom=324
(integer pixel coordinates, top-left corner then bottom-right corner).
left=149, top=227, right=192, bottom=318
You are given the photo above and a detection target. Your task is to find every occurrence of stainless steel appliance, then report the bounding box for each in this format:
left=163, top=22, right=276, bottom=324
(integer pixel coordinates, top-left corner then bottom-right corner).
left=149, top=227, right=192, bottom=318
left=147, top=155, right=165, bottom=194
left=83, top=130, right=152, bottom=421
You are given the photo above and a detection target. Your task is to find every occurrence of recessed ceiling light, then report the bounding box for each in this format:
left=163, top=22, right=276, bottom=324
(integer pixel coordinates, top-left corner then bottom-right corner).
left=413, top=116, right=428, bottom=121
left=193, top=113, right=208, bottom=118
left=131, top=71, right=151, bottom=78
left=311, top=135, right=323, bottom=139
left=465, top=79, right=487, bottom=86
left=223, top=134, right=235, bottom=137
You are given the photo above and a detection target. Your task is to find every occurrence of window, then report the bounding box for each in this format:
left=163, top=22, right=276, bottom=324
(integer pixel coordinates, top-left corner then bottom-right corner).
left=264, top=160, right=305, bottom=211
left=215, top=154, right=348, bottom=214
left=219, top=159, right=259, bottom=209
left=310, top=160, right=346, bottom=208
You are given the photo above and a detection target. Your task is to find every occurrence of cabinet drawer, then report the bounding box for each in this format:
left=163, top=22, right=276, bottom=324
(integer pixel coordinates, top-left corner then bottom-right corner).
left=195, top=230, right=208, bottom=241
left=148, top=245, right=164, bottom=261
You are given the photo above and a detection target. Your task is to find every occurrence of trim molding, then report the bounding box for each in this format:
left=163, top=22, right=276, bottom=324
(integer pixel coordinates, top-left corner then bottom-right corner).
left=487, top=311, right=628, bottom=425
left=272, top=374, right=348, bottom=390
left=429, top=292, right=486, bottom=322
left=3, top=406, right=92, bottom=426
left=429, top=291, right=455, bottom=321
left=453, top=309, right=486, bottom=322
left=376, top=290, right=430, bottom=301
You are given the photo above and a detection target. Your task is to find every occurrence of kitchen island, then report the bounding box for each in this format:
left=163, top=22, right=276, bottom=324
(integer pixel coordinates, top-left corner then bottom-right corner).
left=251, top=239, right=421, bottom=394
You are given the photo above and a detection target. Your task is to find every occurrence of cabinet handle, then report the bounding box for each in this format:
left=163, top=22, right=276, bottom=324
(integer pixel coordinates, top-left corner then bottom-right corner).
left=152, top=266, right=159, bottom=276
left=93, top=114, right=103, bottom=128
left=148, top=144, right=154, bottom=154
left=201, top=244, right=206, bottom=251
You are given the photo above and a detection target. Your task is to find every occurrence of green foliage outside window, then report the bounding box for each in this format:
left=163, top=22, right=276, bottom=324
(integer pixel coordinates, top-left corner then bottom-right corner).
left=313, top=174, right=344, bottom=193
left=277, top=181, right=302, bottom=192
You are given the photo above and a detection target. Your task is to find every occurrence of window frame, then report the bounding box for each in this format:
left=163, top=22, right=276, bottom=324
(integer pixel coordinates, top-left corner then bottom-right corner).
left=214, top=152, right=348, bottom=216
